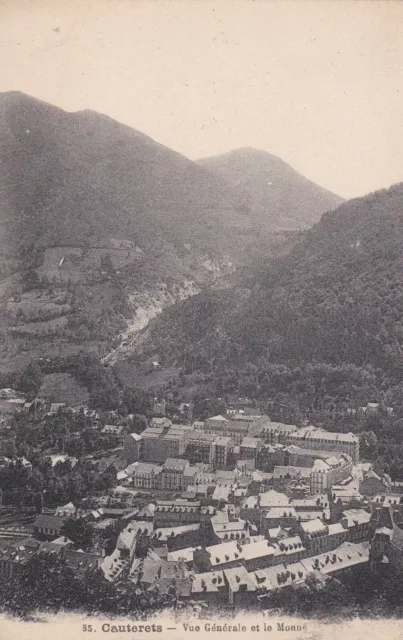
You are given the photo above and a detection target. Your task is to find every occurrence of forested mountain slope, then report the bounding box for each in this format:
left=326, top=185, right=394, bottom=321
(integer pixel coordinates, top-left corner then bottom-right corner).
left=197, top=147, right=343, bottom=229
left=0, top=92, right=340, bottom=378
left=125, top=183, right=403, bottom=413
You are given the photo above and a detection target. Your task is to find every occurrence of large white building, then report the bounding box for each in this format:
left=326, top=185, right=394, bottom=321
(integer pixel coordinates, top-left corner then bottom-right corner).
left=287, top=426, right=359, bottom=462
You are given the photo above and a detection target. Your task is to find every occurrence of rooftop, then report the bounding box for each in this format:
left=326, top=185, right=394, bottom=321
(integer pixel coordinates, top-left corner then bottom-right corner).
left=260, top=490, right=290, bottom=508
left=153, top=524, right=200, bottom=542
left=206, top=540, right=245, bottom=566
left=34, top=514, right=66, bottom=530
left=254, top=560, right=314, bottom=590
left=265, top=507, right=297, bottom=519
left=301, top=542, right=369, bottom=575
left=301, top=518, right=328, bottom=535
left=241, top=437, right=261, bottom=449
left=167, top=546, right=201, bottom=564
left=191, top=570, right=225, bottom=593
left=163, top=458, right=189, bottom=472
left=213, top=436, right=233, bottom=446
left=224, top=566, right=257, bottom=592
left=291, top=427, right=358, bottom=443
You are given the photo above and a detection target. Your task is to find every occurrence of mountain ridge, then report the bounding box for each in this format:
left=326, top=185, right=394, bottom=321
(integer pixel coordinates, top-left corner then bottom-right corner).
left=122, top=182, right=403, bottom=411
left=197, top=147, right=343, bottom=229
left=0, top=91, right=341, bottom=379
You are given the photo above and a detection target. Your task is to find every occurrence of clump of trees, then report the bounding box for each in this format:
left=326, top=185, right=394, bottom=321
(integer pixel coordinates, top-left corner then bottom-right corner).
left=0, top=554, right=173, bottom=618
left=261, top=566, right=403, bottom=619
left=61, top=518, right=95, bottom=550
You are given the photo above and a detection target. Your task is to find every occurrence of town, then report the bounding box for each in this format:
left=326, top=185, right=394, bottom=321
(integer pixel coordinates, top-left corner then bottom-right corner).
left=0, top=387, right=401, bottom=616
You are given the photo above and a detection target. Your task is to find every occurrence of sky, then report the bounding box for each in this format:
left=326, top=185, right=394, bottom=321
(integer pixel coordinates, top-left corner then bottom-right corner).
left=0, top=0, right=402, bottom=199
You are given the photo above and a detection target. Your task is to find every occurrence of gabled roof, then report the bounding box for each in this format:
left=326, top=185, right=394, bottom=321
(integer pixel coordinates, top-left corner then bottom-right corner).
left=152, top=524, right=200, bottom=542
left=167, top=546, right=201, bottom=563
left=260, top=489, right=290, bottom=508
left=242, top=540, right=275, bottom=561
left=128, top=432, right=142, bottom=441
left=254, top=561, right=312, bottom=590
left=191, top=570, right=225, bottom=593
left=301, top=542, right=369, bottom=575
left=163, top=458, right=188, bottom=472
left=205, top=540, right=245, bottom=566
left=224, top=566, right=257, bottom=592
left=265, top=507, right=297, bottom=519
left=362, top=469, right=384, bottom=482
left=34, top=514, right=66, bottom=530
left=301, top=518, right=327, bottom=535
left=342, top=509, right=371, bottom=527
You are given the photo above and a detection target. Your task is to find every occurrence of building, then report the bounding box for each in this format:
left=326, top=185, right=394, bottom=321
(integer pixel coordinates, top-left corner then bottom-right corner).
left=288, top=426, right=359, bottom=463
left=150, top=416, right=171, bottom=428
left=211, top=516, right=251, bottom=543
left=152, top=398, right=166, bottom=417
left=243, top=537, right=306, bottom=572
left=55, top=502, right=77, bottom=518
left=391, top=481, right=403, bottom=494
left=360, top=469, right=391, bottom=497
left=295, top=519, right=347, bottom=555
left=211, top=484, right=232, bottom=507
left=154, top=499, right=215, bottom=528
left=160, top=458, right=189, bottom=492
left=258, top=444, right=288, bottom=472
left=272, top=466, right=311, bottom=494
left=203, top=416, right=249, bottom=445
left=0, top=539, right=39, bottom=578
left=240, top=490, right=290, bottom=528
left=240, top=437, right=262, bottom=462
left=260, top=423, right=298, bottom=445
left=258, top=423, right=360, bottom=462
left=225, top=566, right=257, bottom=606
left=260, top=489, right=290, bottom=509
left=182, top=466, right=198, bottom=490
left=48, top=402, right=66, bottom=415
left=152, top=523, right=200, bottom=546
left=186, top=431, right=215, bottom=464
left=253, top=560, right=318, bottom=595
left=124, top=433, right=143, bottom=464
left=141, top=425, right=192, bottom=463
left=130, top=462, right=162, bottom=490
left=301, top=541, right=369, bottom=578
left=342, top=509, right=372, bottom=543
left=101, top=425, right=125, bottom=445
left=369, top=504, right=403, bottom=573
left=211, top=436, right=233, bottom=469
left=264, top=506, right=298, bottom=529
left=309, top=455, right=353, bottom=494
left=191, top=570, right=228, bottom=603
left=194, top=540, right=245, bottom=572
left=370, top=494, right=403, bottom=518
left=33, top=515, right=67, bottom=540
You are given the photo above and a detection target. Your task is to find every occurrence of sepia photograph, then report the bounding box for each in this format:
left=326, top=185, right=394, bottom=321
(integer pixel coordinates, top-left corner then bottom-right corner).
left=0, top=1, right=402, bottom=639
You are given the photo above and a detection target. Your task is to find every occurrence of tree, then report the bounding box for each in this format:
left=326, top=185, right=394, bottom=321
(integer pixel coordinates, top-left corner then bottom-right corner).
left=60, top=518, right=94, bottom=549
left=359, top=431, right=379, bottom=460
left=135, top=533, right=152, bottom=559
left=8, top=553, right=81, bottom=615
left=20, top=362, right=43, bottom=399
left=33, top=492, right=43, bottom=514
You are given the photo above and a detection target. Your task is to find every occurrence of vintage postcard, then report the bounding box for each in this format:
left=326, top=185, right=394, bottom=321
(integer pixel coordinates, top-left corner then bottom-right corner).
left=0, top=1, right=402, bottom=639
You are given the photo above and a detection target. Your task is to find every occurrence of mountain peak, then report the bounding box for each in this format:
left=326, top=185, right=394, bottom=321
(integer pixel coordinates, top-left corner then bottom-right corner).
left=199, top=146, right=282, bottom=163
left=197, top=147, right=343, bottom=229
